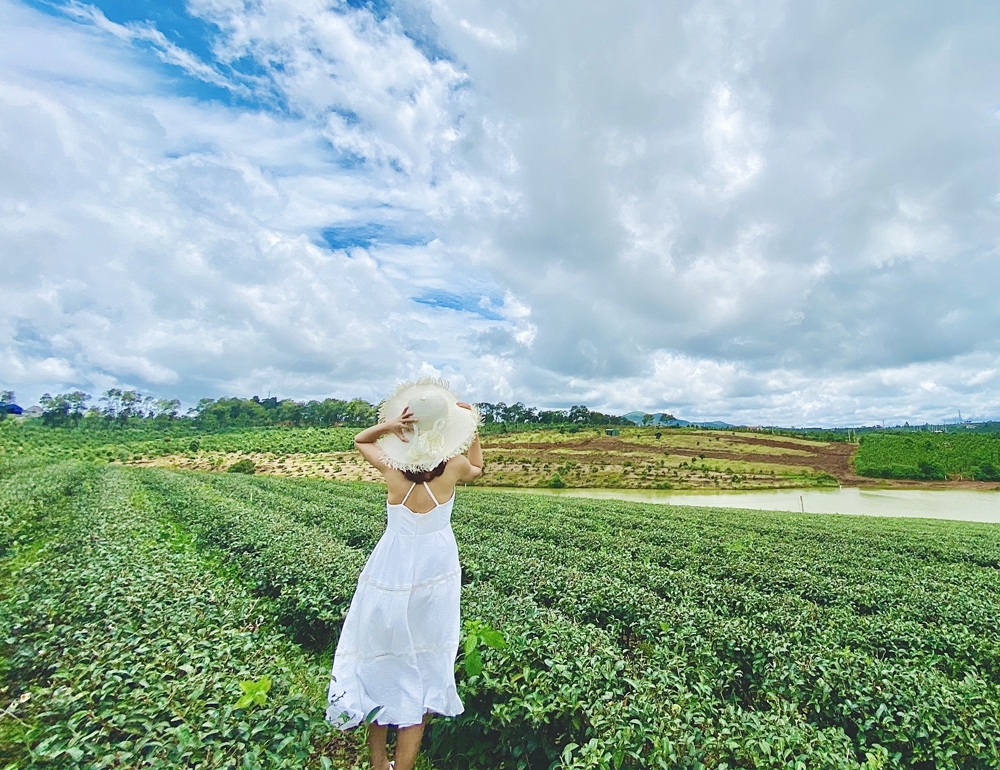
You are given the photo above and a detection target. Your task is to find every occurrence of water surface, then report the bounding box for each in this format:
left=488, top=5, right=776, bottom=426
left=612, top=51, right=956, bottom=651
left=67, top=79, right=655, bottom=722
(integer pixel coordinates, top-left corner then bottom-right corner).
left=493, top=486, right=1000, bottom=523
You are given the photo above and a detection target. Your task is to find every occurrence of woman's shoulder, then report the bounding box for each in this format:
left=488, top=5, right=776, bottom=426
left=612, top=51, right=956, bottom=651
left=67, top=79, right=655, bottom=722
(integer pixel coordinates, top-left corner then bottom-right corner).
left=443, top=455, right=473, bottom=476
left=381, top=467, right=413, bottom=495
left=442, top=454, right=480, bottom=484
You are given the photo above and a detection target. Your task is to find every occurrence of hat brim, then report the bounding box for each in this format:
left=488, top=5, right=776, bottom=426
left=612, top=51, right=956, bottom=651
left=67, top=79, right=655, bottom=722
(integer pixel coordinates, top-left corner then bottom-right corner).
left=376, top=378, right=481, bottom=472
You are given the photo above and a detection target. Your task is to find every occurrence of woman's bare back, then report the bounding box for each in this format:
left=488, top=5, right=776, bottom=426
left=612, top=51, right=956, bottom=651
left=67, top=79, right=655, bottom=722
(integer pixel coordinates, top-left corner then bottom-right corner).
left=383, top=457, right=472, bottom=513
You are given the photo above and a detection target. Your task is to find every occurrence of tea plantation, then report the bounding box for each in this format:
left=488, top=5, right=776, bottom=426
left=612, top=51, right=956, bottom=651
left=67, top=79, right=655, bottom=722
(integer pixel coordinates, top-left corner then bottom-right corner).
left=0, top=420, right=357, bottom=464
left=2, top=458, right=999, bottom=769
left=855, top=433, right=1000, bottom=481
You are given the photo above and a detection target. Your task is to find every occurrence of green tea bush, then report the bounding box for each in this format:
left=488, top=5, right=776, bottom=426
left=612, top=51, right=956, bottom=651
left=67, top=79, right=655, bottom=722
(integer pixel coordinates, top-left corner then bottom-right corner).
left=0, top=464, right=334, bottom=769
left=126, top=471, right=1000, bottom=769
left=0, top=421, right=356, bottom=464
left=0, top=460, right=92, bottom=556
left=135, top=470, right=370, bottom=648
left=6, top=457, right=1000, bottom=769
left=440, top=493, right=1000, bottom=769
left=855, top=433, right=1000, bottom=481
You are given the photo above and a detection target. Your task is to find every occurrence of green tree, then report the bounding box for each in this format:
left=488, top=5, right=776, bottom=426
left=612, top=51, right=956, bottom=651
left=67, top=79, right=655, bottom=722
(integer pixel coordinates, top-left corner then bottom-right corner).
left=303, top=398, right=340, bottom=427
left=39, top=391, right=91, bottom=427
left=100, top=389, right=123, bottom=421
left=194, top=397, right=271, bottom=428
left=118, top=390, right=144, bottom=421
left=274, top=399, right=305, bottom=426
left=568, top=405, right=590, bottom=423
left=153, top=398, right=181, bottom=420
left=344, top=398, right=377, bottom=426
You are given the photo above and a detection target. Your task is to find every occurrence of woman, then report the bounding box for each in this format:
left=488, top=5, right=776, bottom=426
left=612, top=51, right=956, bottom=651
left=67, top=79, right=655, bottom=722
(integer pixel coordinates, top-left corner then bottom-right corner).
left=326, top=379, right=483, bottom=770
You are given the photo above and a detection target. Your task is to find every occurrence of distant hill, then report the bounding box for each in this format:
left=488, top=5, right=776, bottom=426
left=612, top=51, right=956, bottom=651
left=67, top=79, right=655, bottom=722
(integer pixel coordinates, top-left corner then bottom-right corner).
left=622, top=411, right=670, bottom=425
left=622, top=411, right=735, bottom=429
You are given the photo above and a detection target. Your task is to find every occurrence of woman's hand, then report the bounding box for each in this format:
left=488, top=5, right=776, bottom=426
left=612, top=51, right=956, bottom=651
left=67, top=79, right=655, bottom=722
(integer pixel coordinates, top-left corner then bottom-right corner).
left=386, top=406, right=416, bottom=442
left=354, top=407, right=416, bottom=446
left=456, top=401, right=478, bottom=436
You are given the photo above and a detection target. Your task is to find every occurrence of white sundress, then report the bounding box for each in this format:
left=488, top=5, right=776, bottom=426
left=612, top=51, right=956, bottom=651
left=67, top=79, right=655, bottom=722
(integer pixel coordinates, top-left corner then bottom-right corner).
left=326, top=482, right=464, bottom=729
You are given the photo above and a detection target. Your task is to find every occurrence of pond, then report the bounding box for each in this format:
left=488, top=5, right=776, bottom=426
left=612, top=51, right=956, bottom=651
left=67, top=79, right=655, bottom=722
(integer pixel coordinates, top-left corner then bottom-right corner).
left=494, top=486, right=1000, bottom=523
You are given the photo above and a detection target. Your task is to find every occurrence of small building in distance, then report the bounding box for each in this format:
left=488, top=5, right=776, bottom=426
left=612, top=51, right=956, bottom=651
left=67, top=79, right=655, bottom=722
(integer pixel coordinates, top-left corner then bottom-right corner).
left=605, top=428, right=619, bottom=436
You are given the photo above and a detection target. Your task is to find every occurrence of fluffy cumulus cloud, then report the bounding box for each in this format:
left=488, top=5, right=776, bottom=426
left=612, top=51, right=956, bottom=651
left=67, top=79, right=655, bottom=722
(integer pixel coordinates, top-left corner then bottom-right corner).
left=2, top=0, right=1000, bottom=424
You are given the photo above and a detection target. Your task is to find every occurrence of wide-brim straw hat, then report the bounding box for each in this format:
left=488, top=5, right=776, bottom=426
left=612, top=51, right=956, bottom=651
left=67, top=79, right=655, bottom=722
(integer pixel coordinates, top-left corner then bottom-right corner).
left=377, top=378, right=482, bottom=472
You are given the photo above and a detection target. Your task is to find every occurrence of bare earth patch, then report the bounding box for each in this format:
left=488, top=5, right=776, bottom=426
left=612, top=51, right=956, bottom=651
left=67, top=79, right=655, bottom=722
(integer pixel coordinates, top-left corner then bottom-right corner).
left=127, top=427, right=999, bottom=491
left=131, top=451, right=383, bottom=483
left=479, top=429, right=838, bottom=490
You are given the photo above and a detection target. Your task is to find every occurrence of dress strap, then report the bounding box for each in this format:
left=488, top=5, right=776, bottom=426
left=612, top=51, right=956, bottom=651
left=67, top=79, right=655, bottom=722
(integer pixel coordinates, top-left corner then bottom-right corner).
left=400, top=482, right=417, bottom=506
left=422, top=482, right=440, bottom=507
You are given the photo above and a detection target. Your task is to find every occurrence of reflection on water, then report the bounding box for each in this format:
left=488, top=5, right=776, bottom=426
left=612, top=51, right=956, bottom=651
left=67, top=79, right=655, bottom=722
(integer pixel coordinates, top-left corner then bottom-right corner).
left=493, top=486, right=1000, bottom=523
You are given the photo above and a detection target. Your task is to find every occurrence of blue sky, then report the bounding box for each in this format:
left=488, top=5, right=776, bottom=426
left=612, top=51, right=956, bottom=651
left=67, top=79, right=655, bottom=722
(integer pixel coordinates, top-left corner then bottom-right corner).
left=2, top=0, right=1000, bottom=425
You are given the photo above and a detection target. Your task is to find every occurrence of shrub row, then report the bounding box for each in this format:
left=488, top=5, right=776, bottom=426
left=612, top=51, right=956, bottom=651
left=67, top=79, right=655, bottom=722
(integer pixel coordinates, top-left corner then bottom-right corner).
left=0, top=459, right=90, bottom=556
left=855, top=433, right=1000, bottom=481
left=0, top=422, right=356, bottom=465
left=0, top=464, right=340, bottom=769
left=131, top=470, right=1000, bottom=769
left=135, top=469, right=370, bottom=648
left=445, top=492, right=1000, bottom=769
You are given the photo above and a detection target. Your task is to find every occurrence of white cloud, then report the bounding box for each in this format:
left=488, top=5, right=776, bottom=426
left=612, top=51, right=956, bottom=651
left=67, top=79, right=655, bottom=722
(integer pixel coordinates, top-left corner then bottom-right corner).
left=61, top=1, right=243, bottom=92
left=2, top=0, right=1000, bottom=425
left=704, top=83, right=766, bottom=196
left=0, top=0, right=520, bottom=406
left=865, top=193, right=957, bottom=267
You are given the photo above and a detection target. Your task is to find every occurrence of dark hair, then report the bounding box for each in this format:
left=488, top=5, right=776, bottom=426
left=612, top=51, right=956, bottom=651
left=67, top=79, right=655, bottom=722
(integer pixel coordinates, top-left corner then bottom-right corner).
left=402, top=461, right=447, bottom=483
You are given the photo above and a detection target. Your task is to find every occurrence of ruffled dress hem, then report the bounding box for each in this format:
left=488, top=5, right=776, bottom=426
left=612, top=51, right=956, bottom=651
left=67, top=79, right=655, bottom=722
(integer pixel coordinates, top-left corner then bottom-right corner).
left=325, top=692, right=465, bottom=730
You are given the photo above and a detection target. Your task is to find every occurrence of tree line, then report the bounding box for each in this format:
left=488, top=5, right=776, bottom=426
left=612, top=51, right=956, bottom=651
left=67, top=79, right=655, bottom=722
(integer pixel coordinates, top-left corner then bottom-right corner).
left=13, top=391, right=377, bottom=429
left=6, top=390, right=631, bottom=429
left=475, top=402, right=631, bottom=426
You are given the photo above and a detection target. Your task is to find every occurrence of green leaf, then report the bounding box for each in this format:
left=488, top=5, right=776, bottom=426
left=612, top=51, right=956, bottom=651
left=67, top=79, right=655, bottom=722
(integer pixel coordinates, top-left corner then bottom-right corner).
left=464, top=647, right=483, bottom=676
left=480, top=628, right=507, bottom=650
left=235, top=676, right=271, bottom=709
left=363, top=706, right=383, bottom=725
left=464, top=633, right=478, bottom=656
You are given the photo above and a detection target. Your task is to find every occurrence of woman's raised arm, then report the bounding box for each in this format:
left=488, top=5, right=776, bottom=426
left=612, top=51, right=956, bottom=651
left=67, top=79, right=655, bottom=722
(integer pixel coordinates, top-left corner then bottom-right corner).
left=455, top=402, right=483, bottom=482
left=354, top=407, right=416, bottom=469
